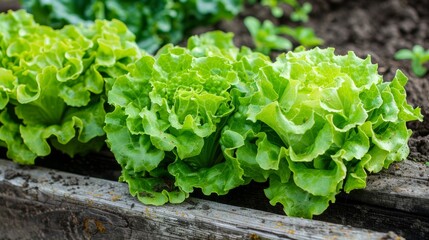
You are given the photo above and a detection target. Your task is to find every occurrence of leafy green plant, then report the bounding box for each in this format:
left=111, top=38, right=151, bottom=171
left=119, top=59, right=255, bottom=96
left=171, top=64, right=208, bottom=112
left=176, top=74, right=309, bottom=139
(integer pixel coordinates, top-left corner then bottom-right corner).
left=21, top=0, right=244, bottom=54
left=0, top=10, right=422, bottom=219
left=244, top=16, right=293, bottom=54
left=224, top=47, right=422, bottom=218
left=289, top=1, right=311, bottom=22
left=104, top=31, right=245, bottom=204
left=244, top=16, right=323, bottom=54
left=104, top=31, right=422, bottom=218
left=250, top=0, right=312, bottom=21
left=395, top=45, right=429, bottom=77
left=0, top=10, right=142, bottom=164
left=277, top=25, right=324, bottom=47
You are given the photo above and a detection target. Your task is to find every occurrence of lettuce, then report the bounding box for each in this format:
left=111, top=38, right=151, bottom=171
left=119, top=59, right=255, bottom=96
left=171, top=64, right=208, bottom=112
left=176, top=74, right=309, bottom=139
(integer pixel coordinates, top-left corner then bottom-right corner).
left=104, top=31, right=422, bottom=218
left=223, top=48, right=423, bottom=218
left=105, top=31, right=247, bottom=205
left=2, top=10, right=420, bottom=218
left=0, top=10, right=142, bottom=164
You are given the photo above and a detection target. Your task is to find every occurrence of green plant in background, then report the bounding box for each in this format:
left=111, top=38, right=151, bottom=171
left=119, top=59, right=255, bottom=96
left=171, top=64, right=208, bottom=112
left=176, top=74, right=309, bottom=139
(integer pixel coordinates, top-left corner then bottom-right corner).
left=395, top=45, right=429, bottom=77
left=250, top=0, right=312, bottom=21
left=21, top=0, right=244, bottom=54
left=277, top=25, right=323, bottom=47
left=244, top=16, right=323, bottom=55
left=245, top=0, right=323, bottom=55
left=289, top=1, right=311, bottom=22
left=0, top=10, right=142, bottom=164
left=23, top=0, right=321, bottom=56
left=244, top=16, right=293, bottom=54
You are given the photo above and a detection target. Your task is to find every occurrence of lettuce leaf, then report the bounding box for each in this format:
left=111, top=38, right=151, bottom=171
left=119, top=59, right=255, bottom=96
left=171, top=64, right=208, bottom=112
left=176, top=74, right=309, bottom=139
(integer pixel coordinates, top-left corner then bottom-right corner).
left=222, top=47, right=423, bottom=218
left=0, top=10, right=142, bottom=164
left=5, top=13, right=417, bottom=219
left=104, top=30, right=421, bottom=217
left=105, top=31, right=244, bottom=205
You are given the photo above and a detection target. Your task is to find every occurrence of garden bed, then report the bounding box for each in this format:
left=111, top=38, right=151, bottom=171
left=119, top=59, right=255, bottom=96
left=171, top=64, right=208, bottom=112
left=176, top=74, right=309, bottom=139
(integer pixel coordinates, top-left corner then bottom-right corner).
left=0, top=0, right=428, bottom=239
left=0, top=159, right=394, bottom=240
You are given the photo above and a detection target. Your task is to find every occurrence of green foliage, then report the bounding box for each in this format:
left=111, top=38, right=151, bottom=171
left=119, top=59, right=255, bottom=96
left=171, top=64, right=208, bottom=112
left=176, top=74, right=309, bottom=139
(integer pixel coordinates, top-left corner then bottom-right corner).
left=277, top=25, right=324, bottom=47
left=395, top=45, right=429, bottom=77
left=245, top=0, right=322, bottom=55
left=21, top=0, right=244, bottom=54
left=290, top=2, right=311, bottom=22
left=105, top=31, right=244, bottom=205
left=244, top=16, right=323, bottom=55
left=250, top=0, right=311, bottom=21
left=0, top=8, right=422, bottom=219
left=0, top=10, right=142, bottom=164
left=244, top=16, right=293, bottom=54
left=104, top=31, right=422, bottom=218
left=224, top=47, right=422, bottom=217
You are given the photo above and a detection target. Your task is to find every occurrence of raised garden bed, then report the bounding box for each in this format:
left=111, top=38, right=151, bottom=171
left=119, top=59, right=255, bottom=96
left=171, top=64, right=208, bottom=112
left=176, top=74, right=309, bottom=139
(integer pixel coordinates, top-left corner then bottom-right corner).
left=0, top=0, right=428, bottom=239
left=0, top=159, right=394, bottom=239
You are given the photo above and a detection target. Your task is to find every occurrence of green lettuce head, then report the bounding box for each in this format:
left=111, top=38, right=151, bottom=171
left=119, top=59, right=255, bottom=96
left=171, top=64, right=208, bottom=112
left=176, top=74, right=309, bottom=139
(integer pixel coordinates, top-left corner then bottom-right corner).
left=0, top=10, right=141, bottom=164
left=221, top=47, right=423, bottom=218
left=104, top=31, right=422, bottom=217
left=105, top=31, right=246, bottom=205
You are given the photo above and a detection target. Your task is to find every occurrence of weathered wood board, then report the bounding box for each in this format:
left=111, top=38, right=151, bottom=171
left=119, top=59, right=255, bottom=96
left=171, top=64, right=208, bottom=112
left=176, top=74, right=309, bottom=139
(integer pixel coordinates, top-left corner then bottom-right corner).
left=188, top=159, right=429, bottom=239
left=348, top=160, right=429, bottom=216
left=0, top=159, right=392, bottom=240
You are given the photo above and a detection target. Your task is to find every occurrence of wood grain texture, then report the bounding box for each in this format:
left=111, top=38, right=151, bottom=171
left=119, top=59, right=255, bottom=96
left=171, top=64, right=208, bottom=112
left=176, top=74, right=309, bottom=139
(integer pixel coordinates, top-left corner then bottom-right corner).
left=348, top=160, right=429, bottom=216
left=0, top=159, right=389, bottom=240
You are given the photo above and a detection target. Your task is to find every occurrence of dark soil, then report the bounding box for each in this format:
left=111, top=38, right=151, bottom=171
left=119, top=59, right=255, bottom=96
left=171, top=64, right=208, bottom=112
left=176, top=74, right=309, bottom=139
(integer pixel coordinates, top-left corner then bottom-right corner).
left=0, top=0, right=19, bottom=12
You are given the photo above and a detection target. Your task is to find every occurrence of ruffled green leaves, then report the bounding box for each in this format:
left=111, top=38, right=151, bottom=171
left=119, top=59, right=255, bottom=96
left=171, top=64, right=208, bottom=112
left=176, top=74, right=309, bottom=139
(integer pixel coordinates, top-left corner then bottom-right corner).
left=4, top=13, right=417, bottom=219
left=104, top=32, right=421, bottom=218
left=0, top=10, right=142, bottom=164
left=105, top=33, right=242, bottom=205
left=222, top=47, right=422, bottom=218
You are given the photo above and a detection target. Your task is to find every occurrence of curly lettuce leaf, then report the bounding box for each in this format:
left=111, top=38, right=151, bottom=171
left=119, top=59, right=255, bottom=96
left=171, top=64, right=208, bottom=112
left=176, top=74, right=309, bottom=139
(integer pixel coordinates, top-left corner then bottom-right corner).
left=105, top=32, right=245, bottom=205
left=223, top=47, right=422, bottom=218
left=265, top=175, right=336, bottom=219
left=0, top=10, right=142, bottom=164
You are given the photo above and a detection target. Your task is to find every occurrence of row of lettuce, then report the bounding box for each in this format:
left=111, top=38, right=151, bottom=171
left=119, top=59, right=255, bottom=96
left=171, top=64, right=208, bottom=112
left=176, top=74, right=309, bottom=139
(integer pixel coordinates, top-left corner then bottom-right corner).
left=0, top=10, right=422, bottom=218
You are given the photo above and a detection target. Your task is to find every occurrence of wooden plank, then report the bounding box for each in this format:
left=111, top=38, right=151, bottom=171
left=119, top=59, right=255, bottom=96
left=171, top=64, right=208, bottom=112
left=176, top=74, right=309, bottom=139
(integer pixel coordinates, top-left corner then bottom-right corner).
left=34, top=149, right=429, bottom=218
left=348, top=160, right=429, bottom=216
left=0, top=159, right=391, bottom=240
left=189, top=159, right=429, bottom=239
